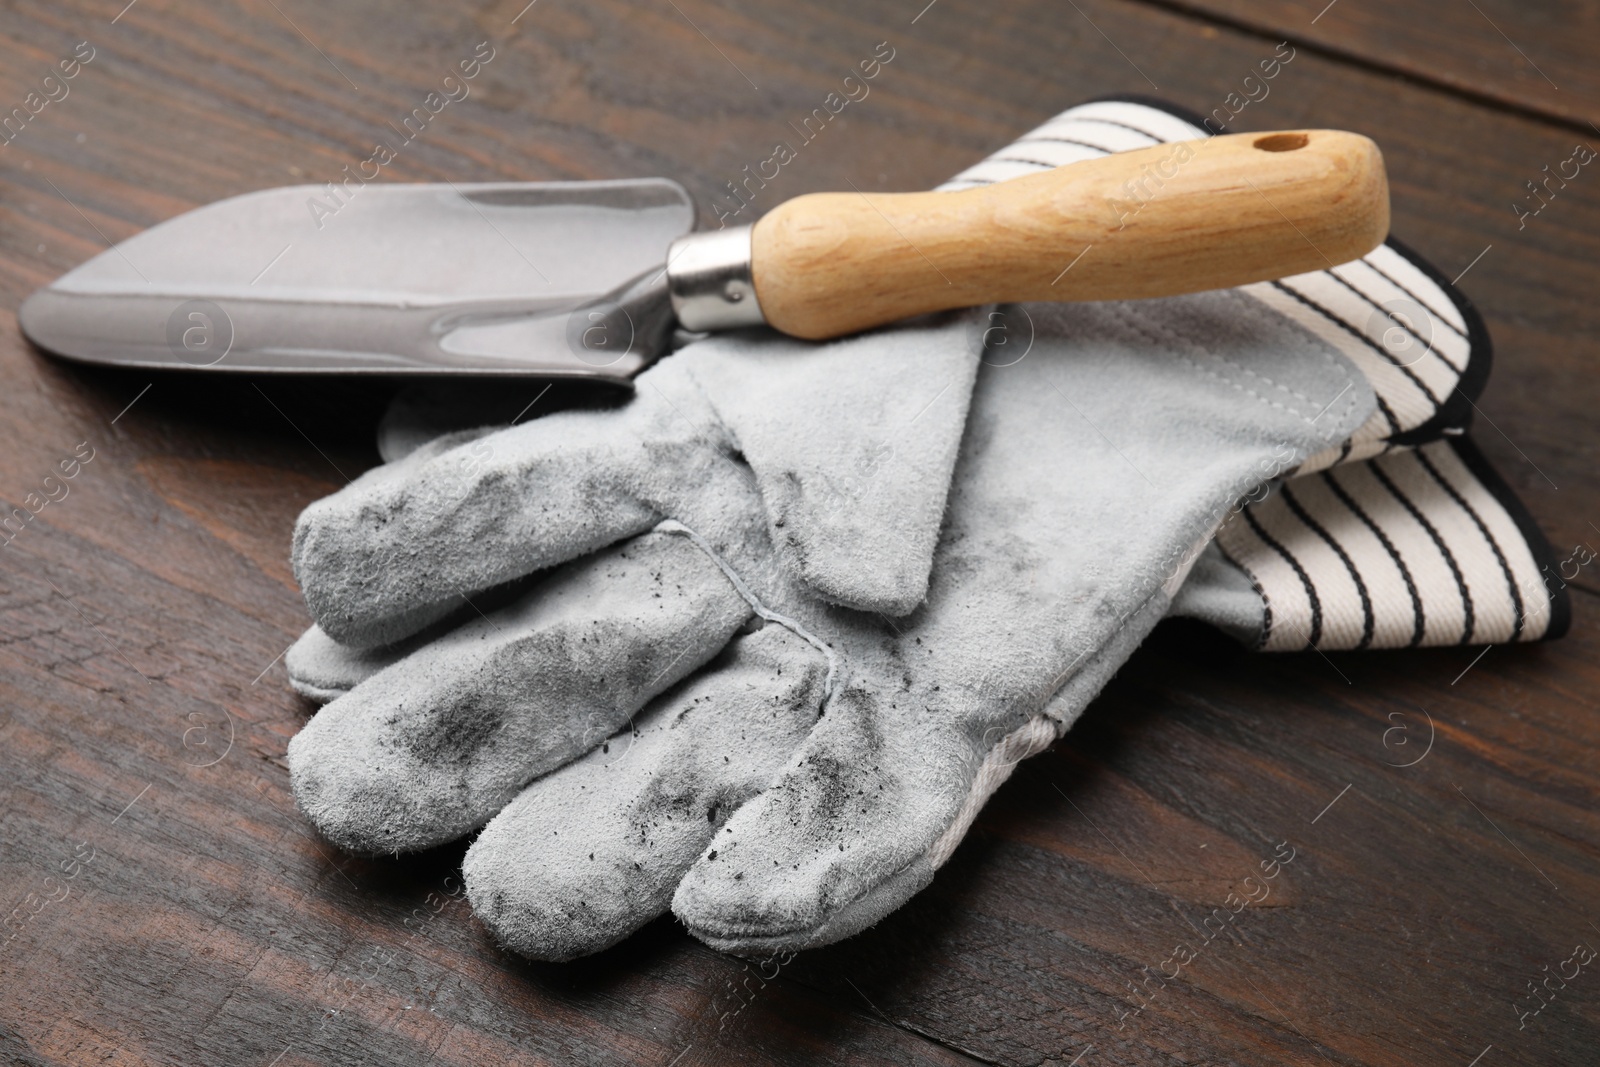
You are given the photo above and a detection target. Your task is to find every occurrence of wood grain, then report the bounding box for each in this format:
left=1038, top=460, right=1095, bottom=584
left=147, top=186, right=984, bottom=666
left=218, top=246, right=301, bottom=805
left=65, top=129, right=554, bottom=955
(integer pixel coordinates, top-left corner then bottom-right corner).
left=0, top=0, right=1595, bottom=1064
left=1144, top=0, right=1599, bottom=133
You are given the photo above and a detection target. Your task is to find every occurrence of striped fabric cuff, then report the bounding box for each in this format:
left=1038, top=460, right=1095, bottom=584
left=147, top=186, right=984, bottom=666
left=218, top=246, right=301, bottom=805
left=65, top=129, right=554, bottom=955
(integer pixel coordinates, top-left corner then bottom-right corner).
left=1212, top=437, right=1570, bottom=650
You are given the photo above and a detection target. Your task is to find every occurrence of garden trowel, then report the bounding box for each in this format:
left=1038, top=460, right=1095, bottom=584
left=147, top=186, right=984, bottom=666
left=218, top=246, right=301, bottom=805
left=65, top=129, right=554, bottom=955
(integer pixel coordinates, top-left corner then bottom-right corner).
left=19, top=130, right=1388, bottom=383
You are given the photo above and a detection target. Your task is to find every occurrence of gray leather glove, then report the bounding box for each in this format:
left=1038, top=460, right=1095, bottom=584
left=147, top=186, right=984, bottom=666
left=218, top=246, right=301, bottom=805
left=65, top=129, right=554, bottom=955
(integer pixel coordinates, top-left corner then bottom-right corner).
left=288, top=289, right=1372, bottom=957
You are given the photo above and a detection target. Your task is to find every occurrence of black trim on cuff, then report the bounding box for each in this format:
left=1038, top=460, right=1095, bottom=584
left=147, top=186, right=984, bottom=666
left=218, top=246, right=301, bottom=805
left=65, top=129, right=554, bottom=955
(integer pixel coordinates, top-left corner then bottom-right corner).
left=1078, top=92, right=1221, bottom=134
left=1449, top=436, right=1572, bottom=641
left=1384, top=233, right=1493, bottom=444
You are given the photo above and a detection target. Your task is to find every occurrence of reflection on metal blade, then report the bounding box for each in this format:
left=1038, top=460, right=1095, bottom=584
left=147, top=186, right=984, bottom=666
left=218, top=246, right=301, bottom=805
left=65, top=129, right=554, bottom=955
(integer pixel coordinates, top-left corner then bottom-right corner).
left=19, top=178, right=695, bottom=378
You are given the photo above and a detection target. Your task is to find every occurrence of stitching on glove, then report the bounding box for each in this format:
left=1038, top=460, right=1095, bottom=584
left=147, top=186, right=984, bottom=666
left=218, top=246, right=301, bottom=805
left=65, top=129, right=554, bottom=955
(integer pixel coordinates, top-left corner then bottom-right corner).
left=654, top=519, right=840, bottom=698
left=1110, top=303, right=1358, bottom=426
left=1226, top=292, right=1371, bottom=427
left=1111, top=305, right=1317, bottom=412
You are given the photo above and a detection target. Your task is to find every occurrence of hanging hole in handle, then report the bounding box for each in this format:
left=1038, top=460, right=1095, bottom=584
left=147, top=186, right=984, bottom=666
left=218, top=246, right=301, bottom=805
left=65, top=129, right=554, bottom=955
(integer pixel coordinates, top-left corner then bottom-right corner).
left=1253, top=132, right=1310, bottom=152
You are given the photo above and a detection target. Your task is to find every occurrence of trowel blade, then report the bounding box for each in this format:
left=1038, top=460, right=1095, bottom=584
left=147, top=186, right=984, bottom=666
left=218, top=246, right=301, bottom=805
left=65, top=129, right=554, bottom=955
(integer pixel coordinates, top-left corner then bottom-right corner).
left=18, top=178, right=695, bottom=380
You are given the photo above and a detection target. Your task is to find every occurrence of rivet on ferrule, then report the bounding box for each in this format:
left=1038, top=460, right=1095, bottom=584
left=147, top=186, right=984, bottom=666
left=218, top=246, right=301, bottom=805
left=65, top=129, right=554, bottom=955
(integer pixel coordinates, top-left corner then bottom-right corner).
left=666, top=225, right=767, bottom=331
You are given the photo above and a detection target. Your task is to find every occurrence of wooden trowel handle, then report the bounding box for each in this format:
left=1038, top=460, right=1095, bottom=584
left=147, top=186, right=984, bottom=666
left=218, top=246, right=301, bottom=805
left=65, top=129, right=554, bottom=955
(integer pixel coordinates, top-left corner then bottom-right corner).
left=748, top=130, right=1389, bottom=340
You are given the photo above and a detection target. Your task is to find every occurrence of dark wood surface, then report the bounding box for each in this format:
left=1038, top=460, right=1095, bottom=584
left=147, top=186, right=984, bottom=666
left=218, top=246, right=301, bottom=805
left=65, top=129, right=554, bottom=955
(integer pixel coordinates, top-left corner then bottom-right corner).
left=1148, top=0, right=1599, bottom=132
left=1, top=1, right=1596, bottom=1064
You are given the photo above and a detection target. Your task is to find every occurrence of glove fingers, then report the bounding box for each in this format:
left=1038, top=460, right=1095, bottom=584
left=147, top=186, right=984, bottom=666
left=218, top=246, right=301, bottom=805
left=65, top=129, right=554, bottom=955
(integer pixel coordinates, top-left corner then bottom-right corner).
left=462, top=625, right=827, bottom=961
left=285, top=623, right=420, bottom=704
left=668, top=578, right=1169, bottom=957
left=286, top=575, right=546, bottom=703
left=292, top=368, right=724, bottom=648
left=287, top=528, right=752, bottom=855
left=671, top=685, right=990, bottom=955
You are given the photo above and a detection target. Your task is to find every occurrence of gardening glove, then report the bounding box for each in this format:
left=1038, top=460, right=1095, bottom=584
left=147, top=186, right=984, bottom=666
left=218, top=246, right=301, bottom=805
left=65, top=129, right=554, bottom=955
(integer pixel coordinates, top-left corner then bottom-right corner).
left=286, top=286, right=1374, bottom=957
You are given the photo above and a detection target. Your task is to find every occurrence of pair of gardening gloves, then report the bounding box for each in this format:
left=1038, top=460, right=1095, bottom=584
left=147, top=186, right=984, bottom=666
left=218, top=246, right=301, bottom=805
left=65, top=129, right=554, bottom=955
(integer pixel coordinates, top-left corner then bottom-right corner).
left=284, top=99, right=1568, bottom=961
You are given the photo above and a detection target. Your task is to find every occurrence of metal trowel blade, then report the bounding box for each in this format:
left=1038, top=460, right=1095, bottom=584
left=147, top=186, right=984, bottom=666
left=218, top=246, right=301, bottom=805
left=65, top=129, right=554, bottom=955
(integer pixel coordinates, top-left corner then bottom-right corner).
left=18, top=178, right=695, bottom=381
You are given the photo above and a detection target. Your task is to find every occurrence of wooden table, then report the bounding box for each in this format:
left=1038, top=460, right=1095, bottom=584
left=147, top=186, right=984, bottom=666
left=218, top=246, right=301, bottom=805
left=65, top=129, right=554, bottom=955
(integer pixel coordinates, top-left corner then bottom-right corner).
left=2, top=1, right=1596, bottom=1063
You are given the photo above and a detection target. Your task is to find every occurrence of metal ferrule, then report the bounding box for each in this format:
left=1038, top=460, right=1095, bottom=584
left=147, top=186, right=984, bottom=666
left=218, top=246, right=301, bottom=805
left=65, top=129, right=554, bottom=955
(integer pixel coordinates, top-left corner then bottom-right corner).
left=665, top=225, right=766, bottom=332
